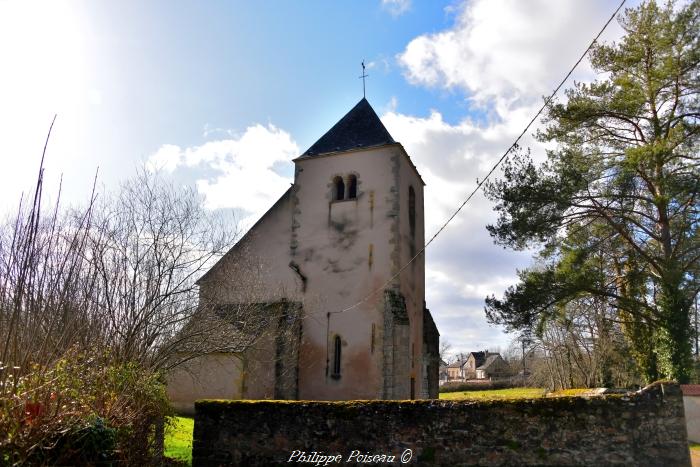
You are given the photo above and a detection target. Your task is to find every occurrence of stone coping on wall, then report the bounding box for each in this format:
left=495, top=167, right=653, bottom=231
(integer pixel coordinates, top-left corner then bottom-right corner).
left=193, top=381, right=690, bottom=466
left=681, top=384, right=700, bottom=396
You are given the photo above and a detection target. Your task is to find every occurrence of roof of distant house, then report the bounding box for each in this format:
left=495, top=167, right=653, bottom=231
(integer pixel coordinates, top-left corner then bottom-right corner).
left=477, top=354, right=503, bottom=371
left=468, top=351, right=487, bottom=367
left=299, top=98, right=395, bottom=157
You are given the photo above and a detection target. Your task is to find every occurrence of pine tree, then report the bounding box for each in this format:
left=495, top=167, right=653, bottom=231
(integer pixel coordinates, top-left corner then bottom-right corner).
left=485, top=1, right=700, bottom=382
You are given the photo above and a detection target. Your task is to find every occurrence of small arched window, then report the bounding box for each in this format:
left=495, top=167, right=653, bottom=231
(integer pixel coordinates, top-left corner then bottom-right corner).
left=347, top=174, right=357, bottom=199
left=332, top=335, right=342, bottom=378
left=408, top=186, right=416, bottom=237
left=333, top=176, right=345, bottom=201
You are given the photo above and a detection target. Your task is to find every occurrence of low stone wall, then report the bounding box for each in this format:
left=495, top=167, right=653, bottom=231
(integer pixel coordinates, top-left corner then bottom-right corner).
left=193, top=382, right=690, bottom=466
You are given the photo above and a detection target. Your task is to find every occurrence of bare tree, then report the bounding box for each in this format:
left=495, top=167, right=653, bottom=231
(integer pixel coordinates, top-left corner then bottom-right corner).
left=0, top=151, right=307, bottom=384
left=439, top=340, right=452, bottom=363
left=520, top=298, right=641, bottom=390
left=81, top=169, right=238, bottom=370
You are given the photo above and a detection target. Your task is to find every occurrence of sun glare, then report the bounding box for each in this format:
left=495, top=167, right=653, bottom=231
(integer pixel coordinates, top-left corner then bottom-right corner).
left=0, top=1, right=88, bottom=199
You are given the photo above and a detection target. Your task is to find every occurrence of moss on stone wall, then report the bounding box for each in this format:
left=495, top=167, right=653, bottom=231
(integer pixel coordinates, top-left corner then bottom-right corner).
left=193, top=382, right=690, bottom=467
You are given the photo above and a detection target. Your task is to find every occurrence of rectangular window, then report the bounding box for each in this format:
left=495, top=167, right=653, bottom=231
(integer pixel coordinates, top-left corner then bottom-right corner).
left=331, top=335, right=342, bottom=379
left=408, top=186, right=416, bottom=237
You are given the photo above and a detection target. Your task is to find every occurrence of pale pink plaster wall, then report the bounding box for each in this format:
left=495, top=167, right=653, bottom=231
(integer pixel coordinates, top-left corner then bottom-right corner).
left=166, top=353, right=243, bottom=415
left=171, top=143, right=430, bottom=405
left=395, top=146, right=427, bottom=397
left=292, top=146, right=397, bottom=400
left=199, top=189, right=300, bottom=305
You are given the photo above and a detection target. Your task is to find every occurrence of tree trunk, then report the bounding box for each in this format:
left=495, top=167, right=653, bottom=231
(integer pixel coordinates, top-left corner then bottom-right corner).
left=657, top=275, right=692, bottom=383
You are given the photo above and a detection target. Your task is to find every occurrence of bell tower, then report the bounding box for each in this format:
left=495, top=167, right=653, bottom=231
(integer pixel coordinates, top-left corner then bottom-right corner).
left=289, top=98, right=436, bottom=400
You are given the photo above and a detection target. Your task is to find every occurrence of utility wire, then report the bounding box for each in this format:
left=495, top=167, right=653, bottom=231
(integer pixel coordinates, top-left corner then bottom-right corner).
left=330, top=0, right=627, bottom=316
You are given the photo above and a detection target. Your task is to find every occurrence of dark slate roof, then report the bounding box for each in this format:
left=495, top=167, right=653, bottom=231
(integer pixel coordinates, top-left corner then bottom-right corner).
left=469, top=351, right=487, bottom=367
left=301, top=98, right=395, bottom=157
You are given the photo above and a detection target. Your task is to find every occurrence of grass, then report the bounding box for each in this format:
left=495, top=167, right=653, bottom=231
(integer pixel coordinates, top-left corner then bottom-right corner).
left=690, top=442, right=700, bottom=451
left=439, top=387, right=547, bottom=400
left=164, top=416, right=193, bottom=466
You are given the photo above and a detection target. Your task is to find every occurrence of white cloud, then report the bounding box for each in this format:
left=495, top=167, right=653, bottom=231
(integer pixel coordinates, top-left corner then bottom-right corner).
left=380, top=96, right=399, bottom=114
left=381, top=0, right=411, bottom=17
left=202, top=123, right=236, bottom=139
left=382, top=109, right=533, bottom=352
left=398, top=0, right=622, bottom=106
left=365, top=56, right=392, bottom=74
left=388, top=0, right=628, bottom=354
left=0, top=1, right=90, bottom=207
left=382, top=106, right=543, bottom=235
left=147, top=124, right=299, bottom=227
left=147, top=144, right=182, bottom=173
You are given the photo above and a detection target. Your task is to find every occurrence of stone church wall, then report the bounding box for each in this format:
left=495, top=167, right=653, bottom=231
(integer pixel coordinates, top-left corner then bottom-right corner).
left=381, top=288, right=410, bottom=399
left=198, top=188, right=299, bottom=305
left=166, top=302, right=301, bottom=414
left=192, top=382, right=690, bottom=466
left=292, top=146, right=403, bottom=400
left=393, top=146, right=427, bottom=398
left=167, top=353, right=243, bottom=415
left=422, top=305, right=439, bottom=399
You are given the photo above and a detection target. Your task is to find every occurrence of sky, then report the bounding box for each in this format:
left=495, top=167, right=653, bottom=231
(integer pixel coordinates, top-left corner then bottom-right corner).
left=0, top=0, right=635, bottom=359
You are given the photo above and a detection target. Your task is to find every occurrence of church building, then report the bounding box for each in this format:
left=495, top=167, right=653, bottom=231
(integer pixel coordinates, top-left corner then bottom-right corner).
left=168, top=98, right=440, bottom=412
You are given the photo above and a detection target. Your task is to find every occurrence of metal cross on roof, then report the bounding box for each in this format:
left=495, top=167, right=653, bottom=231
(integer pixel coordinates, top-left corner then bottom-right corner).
left=359, top=60, right=369, bottom=98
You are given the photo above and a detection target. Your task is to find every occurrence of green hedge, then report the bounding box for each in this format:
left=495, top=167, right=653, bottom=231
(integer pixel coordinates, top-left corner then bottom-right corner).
left=439, top=379, right=517, bottom=393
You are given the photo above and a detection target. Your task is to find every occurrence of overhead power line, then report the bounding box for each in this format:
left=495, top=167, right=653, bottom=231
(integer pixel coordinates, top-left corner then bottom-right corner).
left=330, top=0, right=627, bottom=316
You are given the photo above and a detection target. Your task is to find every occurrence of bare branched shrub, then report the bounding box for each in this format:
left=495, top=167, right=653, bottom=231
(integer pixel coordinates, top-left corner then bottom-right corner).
left=0, top=181, right=93, bottom=375
left=0, top=149, right=247, bottom=462
left=0, top=166, right=238, bottom=367
left=82, top=169, right=235, bottom=370
left=0, top=115, right=309, bottom=462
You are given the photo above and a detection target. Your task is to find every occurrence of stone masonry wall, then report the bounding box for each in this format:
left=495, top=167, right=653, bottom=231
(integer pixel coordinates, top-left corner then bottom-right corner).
left=193, top=381, right=690, bottom=466
left=382, top=288, right=410, bottom=400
